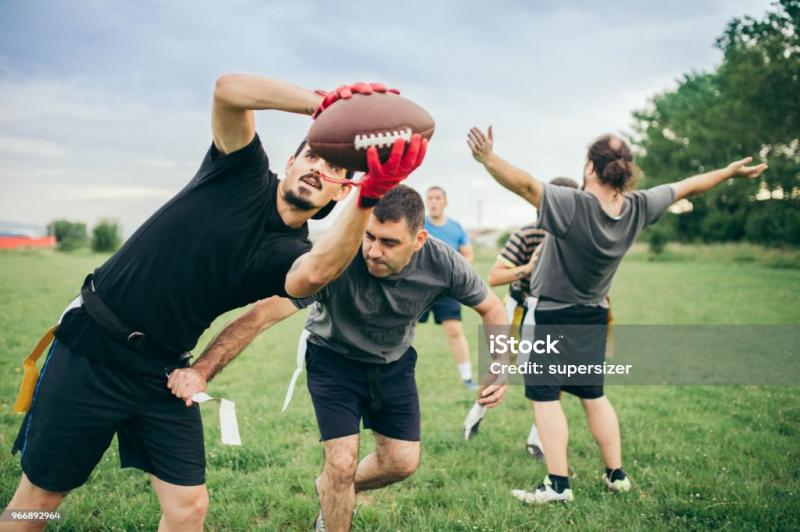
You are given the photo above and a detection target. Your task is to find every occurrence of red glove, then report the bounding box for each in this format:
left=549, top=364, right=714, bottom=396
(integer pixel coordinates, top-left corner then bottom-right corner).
left=312, top=82, right=399, bottom=119
left=358, top=133, right=427, bottom=208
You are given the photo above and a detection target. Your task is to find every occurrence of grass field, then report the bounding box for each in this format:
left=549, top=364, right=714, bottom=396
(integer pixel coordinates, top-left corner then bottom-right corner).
left=1, top=245, right=798, bottom=530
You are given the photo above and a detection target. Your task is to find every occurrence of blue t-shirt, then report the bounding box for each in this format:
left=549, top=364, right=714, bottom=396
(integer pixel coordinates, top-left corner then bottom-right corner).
left=424, top=217, right=469, bottom=251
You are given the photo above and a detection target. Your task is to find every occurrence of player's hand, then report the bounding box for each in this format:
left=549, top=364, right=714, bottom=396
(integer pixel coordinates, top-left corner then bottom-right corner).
left=467, top=126, right=494, bottom=164
left=167, top=368, right=207, bottom=407
left=312, top=82, right=400, bottom=119
left=725, top=156, right=768, bottom=180
left=477, top=381, right=508, bottom=408
left=524, top=244, right=543, bottom=275
left=358, top=133, right=428, bottom=208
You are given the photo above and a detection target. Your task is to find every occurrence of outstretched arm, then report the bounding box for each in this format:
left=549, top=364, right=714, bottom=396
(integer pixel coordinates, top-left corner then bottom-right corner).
left=212, top=74, right=322, bottom=155
left=668, top=156, right=768, bottom=202
left=167, top=296, right=299, bottom=406
left=468, top=126, right=545, bottom=208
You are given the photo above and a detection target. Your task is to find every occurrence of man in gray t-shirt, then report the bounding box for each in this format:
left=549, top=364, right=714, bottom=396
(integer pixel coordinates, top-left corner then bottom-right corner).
left=292, top=235, right=488, bottom=364
left=169, top=186, right=508, bottom=530
left=469, top=126, right=767, bottom=505
left=531, top=182, right=675, bottom=308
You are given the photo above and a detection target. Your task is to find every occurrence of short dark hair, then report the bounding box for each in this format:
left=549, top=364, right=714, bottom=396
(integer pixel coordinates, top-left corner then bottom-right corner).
left=426, top=186, right=447, bottom=199
left=550, top=176, right=580, bottom=189
left=587, top=135, right=637, bottom=191
left=373, top=185, right=425, bottom=234
left=294, top=139, right=355, bottom=180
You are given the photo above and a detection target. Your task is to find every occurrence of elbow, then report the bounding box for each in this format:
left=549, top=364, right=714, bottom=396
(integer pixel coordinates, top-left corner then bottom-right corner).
left=305, top=267, right=338, bottom=292
left=214, top=73, right=242, bottom=103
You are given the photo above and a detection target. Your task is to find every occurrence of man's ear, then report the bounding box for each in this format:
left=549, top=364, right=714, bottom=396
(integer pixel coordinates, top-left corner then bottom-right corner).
left=333, top=183, right=353, bottom=201
left=414, top=228, right=428, bottom=251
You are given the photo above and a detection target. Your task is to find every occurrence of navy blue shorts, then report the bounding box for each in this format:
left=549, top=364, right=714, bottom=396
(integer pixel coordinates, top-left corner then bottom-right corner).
left=524, top=304, right=609, bottom=402
left=13, top=340, right=205, bottom=492
left=419, top=297, right=461, bottom=324
left=305, top=342, right=420, bottom=442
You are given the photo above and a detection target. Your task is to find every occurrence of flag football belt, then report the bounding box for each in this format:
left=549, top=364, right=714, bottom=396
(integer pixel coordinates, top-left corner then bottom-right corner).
left=80, top=273, right=182, bottom=360
left=12, top=275, right=242, bottom=446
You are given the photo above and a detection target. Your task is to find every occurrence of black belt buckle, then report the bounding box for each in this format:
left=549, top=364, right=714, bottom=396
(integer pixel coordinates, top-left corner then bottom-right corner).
left=127, top=331, right=147, bottom=350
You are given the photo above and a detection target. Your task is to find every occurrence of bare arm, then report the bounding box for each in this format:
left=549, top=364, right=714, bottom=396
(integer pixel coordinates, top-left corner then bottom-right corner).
left=459, top=244, right=475, bottom=264
left=487, top=259, right=532, bottom=287
left=212, top=73, right=322, bottom=155
left=283, top=197, right=366, bottom=298
left=285, top=134, right=427, bottom=298
left=467, top=126, right=545, bottom=208
left=471, top=290, right=510, bottom=408
left=167, top=296, right=299, bottom=405
left=669, top=156, right=768, bottom=202
left=488, top=242, right=542, bottom=287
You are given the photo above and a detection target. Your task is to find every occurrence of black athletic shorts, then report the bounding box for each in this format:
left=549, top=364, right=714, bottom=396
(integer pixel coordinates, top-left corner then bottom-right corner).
left=12, top=340, right=205, bottom=492
left=305, top=342, right=420, bottom=442
left=419, top=297, right=461, bottom=324
left=524, top=304, right=609, bottom=402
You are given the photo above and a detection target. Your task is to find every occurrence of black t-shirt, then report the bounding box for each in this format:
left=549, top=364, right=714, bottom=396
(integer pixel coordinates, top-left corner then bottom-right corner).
left=57, top=134, right=311, bottom=369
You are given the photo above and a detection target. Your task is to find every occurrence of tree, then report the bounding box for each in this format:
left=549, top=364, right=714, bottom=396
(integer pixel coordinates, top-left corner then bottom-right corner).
left=48, top=219, right=88, bottom=251
left=631, top=0, right=799, bottom=244
left=91, top=219, right=122, bottom=252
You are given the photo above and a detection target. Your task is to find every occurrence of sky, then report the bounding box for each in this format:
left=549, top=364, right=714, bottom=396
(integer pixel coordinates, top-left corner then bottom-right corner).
left=0, top=0, right=776, bottom=235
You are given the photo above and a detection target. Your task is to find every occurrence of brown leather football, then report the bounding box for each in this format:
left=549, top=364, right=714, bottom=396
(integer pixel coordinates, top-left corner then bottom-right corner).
left=307, top=92, right=435, bottom=172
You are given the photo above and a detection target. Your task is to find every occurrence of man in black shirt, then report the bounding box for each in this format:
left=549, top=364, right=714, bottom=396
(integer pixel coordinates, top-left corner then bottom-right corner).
left=4, top=74, right=426, bottom=531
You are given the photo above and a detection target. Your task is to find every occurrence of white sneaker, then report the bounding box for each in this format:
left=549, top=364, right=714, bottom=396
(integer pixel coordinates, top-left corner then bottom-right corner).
left=512, top=476, right=574, bottom=504
left=603, top=470, right=631, bottom=492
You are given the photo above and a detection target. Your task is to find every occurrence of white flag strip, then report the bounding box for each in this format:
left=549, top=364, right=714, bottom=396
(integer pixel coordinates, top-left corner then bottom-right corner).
left=282, top=328, right=310, bottom=412
left=463, top=401, right=487, bottom=440
left=192, top=392, right=242, bottom=446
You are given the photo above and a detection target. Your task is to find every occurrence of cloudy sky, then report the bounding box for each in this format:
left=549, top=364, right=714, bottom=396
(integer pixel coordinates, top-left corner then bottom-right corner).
left=0, top=0, right=774, bottom=235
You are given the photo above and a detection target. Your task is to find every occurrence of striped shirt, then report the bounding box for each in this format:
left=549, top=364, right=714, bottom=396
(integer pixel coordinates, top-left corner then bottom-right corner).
left=497, top=223, right=546, bottom=304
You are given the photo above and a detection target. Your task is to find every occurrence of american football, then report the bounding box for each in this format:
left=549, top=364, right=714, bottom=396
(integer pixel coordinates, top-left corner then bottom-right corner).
left=307, top=91, right=435, bottom=172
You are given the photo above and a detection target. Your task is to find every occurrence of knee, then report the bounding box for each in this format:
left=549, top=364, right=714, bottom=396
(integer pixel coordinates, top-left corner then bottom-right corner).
left=12, top=474, right=65, bottom=510
left=391, top=457, right=419, bottom=480
left=381, top=450, right=419, bottom=481
left=325, top=452, right=358, bottom=486
left=166, top=487, right=208, bottom=524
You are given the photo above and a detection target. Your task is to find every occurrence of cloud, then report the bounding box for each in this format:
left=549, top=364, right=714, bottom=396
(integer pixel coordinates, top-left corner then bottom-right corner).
left=0, top=0, right=777, bottom=231
left=0, top=136, right=66, bottom=159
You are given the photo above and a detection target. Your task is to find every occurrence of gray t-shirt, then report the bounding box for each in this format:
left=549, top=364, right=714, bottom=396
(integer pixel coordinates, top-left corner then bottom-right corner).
left=530, top=183, right=675, bottom=306
left=292, top=237, right=489, bottom=364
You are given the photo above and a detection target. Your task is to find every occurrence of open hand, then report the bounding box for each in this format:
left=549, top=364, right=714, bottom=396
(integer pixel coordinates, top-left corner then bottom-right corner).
left=467, top=126, right=494, bottom=164
left=726, top=156, right=768, bottom=180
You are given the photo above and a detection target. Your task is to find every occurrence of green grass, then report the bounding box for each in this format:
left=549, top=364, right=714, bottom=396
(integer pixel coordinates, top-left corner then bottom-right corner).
left=1, top=245, right=798, bottom=530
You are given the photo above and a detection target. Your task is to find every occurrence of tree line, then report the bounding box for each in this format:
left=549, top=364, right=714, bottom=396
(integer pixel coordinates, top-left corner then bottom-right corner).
left=632, top=0, right=799, bottom=247
left=48, top=219, right=122, bottom=252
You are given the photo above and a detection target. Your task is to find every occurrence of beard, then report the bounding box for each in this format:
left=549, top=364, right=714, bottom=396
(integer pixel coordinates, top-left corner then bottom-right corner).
left=283, top=187, right=317, bottom=211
